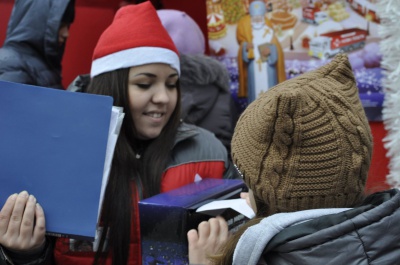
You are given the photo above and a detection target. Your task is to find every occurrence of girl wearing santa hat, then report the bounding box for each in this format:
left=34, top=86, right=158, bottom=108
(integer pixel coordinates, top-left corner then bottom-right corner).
left=0, top=2, right=237, bottom=265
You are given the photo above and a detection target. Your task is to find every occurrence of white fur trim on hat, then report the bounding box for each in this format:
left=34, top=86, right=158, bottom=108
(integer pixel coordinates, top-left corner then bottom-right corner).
left=90, top=46, right=180, bottom=77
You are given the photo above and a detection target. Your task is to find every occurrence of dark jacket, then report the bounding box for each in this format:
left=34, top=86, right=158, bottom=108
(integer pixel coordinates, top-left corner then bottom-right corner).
left=179, top=54, right=239, bottom=156
left=0, top=0, right=74, bottom=89
left=233, top=189, right=400, bottom=265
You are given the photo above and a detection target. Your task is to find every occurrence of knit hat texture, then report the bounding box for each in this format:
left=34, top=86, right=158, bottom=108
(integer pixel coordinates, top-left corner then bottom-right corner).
left=90, top=1, right=180, bottom=77
left=231, top=53, right=372, bottom=214
left=157, top=9, right=205, bottom=55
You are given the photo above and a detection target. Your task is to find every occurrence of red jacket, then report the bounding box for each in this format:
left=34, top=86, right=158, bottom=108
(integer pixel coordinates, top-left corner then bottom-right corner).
left=53, top=123, right=238, bottom=265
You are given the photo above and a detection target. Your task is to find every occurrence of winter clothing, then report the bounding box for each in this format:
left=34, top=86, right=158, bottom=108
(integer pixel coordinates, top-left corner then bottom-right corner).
left=162, top=122, right=238, bottom=190
left=90, top=3, right=180, bottom=77
left=233, top=189, right=400, bottom=265
left=0, top=2, right=240, bottom=265
left=61, top=0, right=75, bottom=24
left=226, top=52, right=381, bottom=265
left=232, top=53, right=372, bottom=213
left=0, top=0, right=75, bottom=89
left=179, top=54, right=238, bottom=156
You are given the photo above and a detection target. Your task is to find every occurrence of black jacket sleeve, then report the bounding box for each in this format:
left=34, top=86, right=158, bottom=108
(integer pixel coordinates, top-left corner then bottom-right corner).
left=0, top=237, right=54, bottom=265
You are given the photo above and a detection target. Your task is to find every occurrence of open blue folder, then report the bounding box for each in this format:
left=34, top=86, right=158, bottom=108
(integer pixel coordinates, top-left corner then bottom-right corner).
left=0, top=81, right=113, bottom=240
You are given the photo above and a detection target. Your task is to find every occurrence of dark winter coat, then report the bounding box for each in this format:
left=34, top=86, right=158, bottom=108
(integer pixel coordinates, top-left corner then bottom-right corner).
left=180, top=54, right=239, bottom=156
left=0, top=0, right=74, bottom=89
left=233, top=189, right=400, bottom=265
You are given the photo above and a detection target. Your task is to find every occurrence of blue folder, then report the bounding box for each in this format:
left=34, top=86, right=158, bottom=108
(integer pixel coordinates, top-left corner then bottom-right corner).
left=0, top=81, right=113, bottom=240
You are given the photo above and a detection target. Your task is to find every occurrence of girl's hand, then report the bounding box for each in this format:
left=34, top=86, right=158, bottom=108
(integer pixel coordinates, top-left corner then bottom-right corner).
left=0, top=191, right=46, bottom=252
left=187, top=216, right=228, bottom=265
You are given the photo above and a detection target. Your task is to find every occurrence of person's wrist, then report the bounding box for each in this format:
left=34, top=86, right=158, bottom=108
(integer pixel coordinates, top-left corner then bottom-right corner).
left=0, top=238, right=47, bottom=264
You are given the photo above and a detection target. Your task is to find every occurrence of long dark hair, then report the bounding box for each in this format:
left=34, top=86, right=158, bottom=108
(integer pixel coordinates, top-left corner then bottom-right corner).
left=86, top=67, right=181, bottom=264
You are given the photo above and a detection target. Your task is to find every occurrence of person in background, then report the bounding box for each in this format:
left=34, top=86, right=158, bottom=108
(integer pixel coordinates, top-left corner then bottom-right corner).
left=0, top=2, right=239, bottom=265
left=187, top=53, right=400, bottom=264
left=157, top=9, right=240, bottom=157
left=0, top=0, right=75, bottom=89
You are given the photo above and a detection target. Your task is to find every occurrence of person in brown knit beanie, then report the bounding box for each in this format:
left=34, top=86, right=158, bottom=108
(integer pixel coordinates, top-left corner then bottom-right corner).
left=187, top=53, right=400, bottom=265
left=232, top=52, right=373, bottom=215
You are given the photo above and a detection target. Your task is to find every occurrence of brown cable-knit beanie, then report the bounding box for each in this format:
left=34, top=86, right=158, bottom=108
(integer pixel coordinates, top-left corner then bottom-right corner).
left=231, top=53, right=372, bottom=214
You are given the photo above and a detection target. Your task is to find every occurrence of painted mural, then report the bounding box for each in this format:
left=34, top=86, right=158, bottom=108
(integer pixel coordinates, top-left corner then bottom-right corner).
left=206, top=0, right=383, bottom=121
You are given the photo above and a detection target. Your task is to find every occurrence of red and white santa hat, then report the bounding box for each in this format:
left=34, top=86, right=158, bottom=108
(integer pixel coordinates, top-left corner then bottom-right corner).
left=90, top=1, right=180, bottom=78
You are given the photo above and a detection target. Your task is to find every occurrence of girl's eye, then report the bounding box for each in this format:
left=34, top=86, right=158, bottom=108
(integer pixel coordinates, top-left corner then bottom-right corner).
left=136, top=84, right=151, bottom=89
left=166, top=83, right=177, bottom=89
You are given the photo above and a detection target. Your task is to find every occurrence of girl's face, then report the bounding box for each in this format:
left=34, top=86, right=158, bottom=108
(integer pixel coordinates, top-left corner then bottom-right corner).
left=128, top=63, right=179, bottom=140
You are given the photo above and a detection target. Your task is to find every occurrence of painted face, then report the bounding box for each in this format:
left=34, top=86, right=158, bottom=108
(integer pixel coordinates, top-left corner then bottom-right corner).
left=128, top=63, right=178, bottom=140
left=251, top=16, right=264, bottom=30
left=58, top=22, right=70, bottom=46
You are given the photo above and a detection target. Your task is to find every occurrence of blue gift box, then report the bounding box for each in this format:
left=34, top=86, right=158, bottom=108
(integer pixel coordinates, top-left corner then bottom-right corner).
left=139, top=178, right=247, bottom=265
